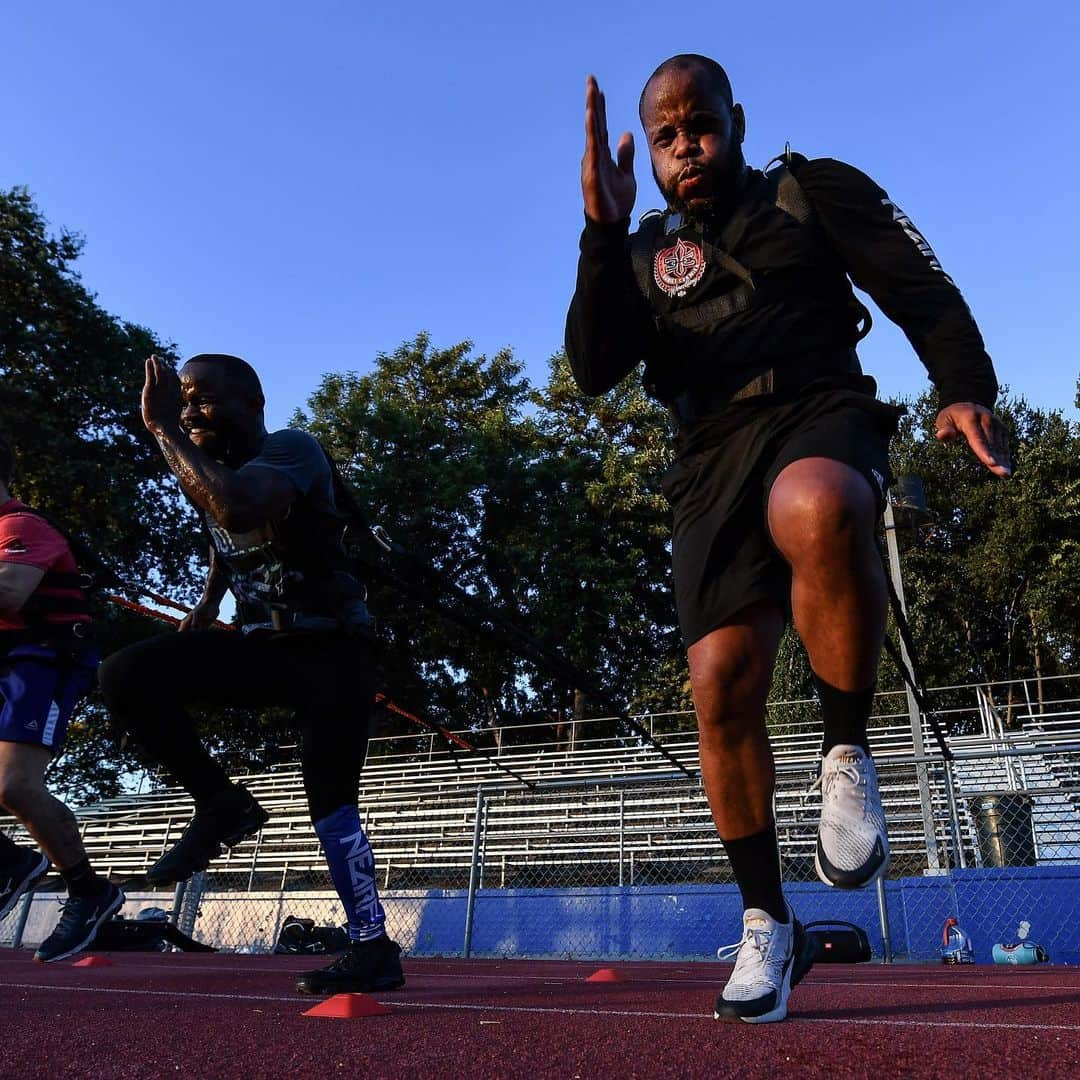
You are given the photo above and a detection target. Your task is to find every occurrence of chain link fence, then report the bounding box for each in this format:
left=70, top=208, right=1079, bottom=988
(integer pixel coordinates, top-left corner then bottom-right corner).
left=4, top=671, right=1079, bottom=965
left=6, top=744, right=1077, bottom=965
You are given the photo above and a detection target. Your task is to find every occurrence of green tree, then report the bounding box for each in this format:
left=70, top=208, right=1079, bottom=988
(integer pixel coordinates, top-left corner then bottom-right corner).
left=888, top=389, right=1080, bottom=721
left=1, top=187, right=202, bottom=802
left=296, top=334, right=538, bottom=743
left=527, top=353, right=689, bottom=738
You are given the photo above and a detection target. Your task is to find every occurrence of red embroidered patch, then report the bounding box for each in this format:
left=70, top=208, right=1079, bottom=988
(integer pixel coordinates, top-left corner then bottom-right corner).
left=653, top=237, right=706, bottom=297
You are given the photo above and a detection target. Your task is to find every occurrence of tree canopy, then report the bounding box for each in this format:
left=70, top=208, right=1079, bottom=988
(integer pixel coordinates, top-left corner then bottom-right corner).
left=4, top=187, right=1077, bottom=800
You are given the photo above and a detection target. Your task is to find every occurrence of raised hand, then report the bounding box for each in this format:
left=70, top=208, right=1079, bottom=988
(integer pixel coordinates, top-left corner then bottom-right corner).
left=178, top=603, right=221, bottom=633
left=581, top=75, right=636, bottom=224
left=141, top=355, right=183, bottom=436
left=935, top=402, right=1013, bottom=478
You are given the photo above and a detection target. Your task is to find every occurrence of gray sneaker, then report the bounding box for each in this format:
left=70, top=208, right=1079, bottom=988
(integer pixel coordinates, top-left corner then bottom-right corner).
left=814, top=744, right=890, bottom=888
left=714, top=905, right=816, bottom=1024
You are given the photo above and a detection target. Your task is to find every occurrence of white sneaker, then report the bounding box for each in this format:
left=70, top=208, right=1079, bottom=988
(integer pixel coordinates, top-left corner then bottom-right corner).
left=714, top=906, right=813, bottom=1024
left=814, top=743, right=889, bottom=888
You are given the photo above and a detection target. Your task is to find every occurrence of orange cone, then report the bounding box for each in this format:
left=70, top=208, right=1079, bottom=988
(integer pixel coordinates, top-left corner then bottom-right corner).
left=302, top=993, right=393, bottom=1018
left=73, top=955, right=113, bottom=968
left=586, top=968, right=624, bottom=983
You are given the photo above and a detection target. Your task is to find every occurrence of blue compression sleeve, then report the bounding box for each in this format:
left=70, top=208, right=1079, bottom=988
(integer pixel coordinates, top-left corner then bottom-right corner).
left=314, top=805, right=387, bottom=943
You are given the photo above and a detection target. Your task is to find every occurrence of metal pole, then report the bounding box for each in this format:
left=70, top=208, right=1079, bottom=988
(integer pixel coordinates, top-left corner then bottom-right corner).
left=884, top=496, right=942, bottom=871
left=246, top=832, right=263, bottom=893
left=170, top=881, right=187, bottom=925
left=618, top=790, right=626, bottom=888
left=11, top=891, right=34, bottom=949
left=875, top=876, right=893, bottom=963
left=463, top=788, right=485, bottom=959
left=941, top=760, right=967, bottom=870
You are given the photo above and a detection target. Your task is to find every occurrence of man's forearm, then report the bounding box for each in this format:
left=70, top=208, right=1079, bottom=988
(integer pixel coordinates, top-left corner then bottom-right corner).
left=149, top=423, right=246, bottom=526
left=197, top=552, right=230, bottom=613
left=0, top=564, right=45, bottom=613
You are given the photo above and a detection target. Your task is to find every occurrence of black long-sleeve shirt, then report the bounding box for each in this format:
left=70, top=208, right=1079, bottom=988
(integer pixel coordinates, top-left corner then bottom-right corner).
left=565, top=157, right=998, bottom=410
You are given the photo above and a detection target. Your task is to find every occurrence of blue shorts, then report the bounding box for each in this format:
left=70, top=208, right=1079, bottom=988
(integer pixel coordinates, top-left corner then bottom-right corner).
left=0, top=644, right=98, bottom=753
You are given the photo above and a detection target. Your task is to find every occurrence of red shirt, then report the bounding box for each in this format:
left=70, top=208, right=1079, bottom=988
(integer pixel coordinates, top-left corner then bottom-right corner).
left=0, top=499, right=90, bottom=632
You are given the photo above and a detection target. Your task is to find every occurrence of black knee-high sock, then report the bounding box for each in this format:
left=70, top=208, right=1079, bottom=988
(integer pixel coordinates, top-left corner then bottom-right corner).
left=813, top=673, right=874, bottom=755
left=721, top=826, right=788, bottom=923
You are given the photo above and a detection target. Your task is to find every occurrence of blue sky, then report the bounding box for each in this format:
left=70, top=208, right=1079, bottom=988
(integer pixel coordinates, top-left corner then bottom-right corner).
left=4, top=1, right=1078, bottom=431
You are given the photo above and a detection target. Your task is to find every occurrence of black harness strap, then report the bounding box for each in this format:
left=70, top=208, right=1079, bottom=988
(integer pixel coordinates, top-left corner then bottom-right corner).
left=882, top=569, right=953, bottom=761
left=318, top=448, right=695, bottom=777
left=0, top=503, right=108, bottom=653
left=769, top=162, right=814, bottom=224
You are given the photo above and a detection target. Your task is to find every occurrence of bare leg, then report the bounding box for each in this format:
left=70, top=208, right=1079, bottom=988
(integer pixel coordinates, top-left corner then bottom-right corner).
left=0, top=741, right=87, bottom=869
left=767, top=457, right=886, bottom=691
left=768, top=457, right=891, bottom=887
left=688, top=599, right=786, bottom=841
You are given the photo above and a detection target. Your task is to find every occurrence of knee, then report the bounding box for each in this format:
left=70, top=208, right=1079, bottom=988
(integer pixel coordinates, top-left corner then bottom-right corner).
left=768, top=465, right=875, bottom=566
left=689, top=637, right=775, bottom=743
left=0, top=768, right=39, bottom=815
left=98, top=646, right=149, bottom=714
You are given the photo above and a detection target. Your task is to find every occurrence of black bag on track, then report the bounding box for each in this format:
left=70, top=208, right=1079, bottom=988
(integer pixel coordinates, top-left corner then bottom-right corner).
left=273, top=915, right=349, bottom=955
left=91, top=915, right=216, bottom=953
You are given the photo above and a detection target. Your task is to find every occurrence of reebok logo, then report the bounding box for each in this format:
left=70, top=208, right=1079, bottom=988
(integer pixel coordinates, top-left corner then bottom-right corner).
left=25, top=718, right=39, bottom=732
left=881, top=198, right=955, bottom=285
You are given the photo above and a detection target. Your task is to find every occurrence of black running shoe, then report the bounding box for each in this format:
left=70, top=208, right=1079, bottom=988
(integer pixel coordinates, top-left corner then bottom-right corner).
left=33, top=881, right=125, bottom=963
left=146, top=786, right=269, bottom=886
left=295, top=935, right=406, bottom=996
left=0, top=849, right=49, bottom=922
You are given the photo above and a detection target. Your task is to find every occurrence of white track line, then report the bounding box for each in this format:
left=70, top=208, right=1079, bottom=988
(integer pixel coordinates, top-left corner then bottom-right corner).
left=16, top=963, right=1071, bottom=993
left=14, top=960, right=1075, bottom=993
left=3, top=982, right=1079, bottom=1032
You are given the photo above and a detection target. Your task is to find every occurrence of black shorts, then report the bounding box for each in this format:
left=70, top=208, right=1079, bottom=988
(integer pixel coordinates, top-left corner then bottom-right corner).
left=660, top=389, right=903, bottom=647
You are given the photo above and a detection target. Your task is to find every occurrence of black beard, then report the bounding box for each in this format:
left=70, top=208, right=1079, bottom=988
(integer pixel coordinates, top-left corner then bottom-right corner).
left=659, top=149, right=749, bottom=228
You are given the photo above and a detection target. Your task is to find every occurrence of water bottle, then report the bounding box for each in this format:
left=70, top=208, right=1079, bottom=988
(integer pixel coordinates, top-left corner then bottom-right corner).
left=940, top=917, right=974, bottom=964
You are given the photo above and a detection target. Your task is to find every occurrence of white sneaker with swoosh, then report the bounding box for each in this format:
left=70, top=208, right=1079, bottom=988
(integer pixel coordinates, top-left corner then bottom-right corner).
left=714, top=905, right=815, bottom=1024
left=814, top=744, right=890, bottom=888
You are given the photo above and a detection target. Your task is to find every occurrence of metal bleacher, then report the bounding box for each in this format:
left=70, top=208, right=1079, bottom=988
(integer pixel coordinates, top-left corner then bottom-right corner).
left=3, top=675, right=1080, bottom=889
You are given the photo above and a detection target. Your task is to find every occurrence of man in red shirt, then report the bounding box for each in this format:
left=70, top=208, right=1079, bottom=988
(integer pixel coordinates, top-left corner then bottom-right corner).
left=0, top=433, right=124, bottom=960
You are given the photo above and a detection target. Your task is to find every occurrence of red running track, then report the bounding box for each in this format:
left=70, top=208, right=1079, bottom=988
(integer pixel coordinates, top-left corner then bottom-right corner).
left=1, top=950, right=1078, bottom=1078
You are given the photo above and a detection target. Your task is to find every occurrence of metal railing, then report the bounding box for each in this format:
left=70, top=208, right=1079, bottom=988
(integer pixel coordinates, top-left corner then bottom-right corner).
left=4, top=740, right=1078, bottom=964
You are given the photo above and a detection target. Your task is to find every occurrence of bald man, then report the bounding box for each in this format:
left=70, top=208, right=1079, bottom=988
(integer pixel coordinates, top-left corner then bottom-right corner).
left=566, top=54, right=1009, bottom=1023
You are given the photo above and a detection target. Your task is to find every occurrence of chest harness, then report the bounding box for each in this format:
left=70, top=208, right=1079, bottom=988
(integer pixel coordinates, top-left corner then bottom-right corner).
left=630, top=149, right=873, bottom=422
left=0, top=503, right=102, bottom=656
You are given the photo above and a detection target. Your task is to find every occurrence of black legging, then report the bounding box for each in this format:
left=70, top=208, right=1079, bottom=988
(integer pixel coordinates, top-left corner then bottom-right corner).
left=98, top=629, right=376, bottom=822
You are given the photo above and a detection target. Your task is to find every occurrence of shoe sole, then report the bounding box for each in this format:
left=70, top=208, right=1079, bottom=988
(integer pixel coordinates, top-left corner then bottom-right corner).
left=715, top=920, right=807, bottom=1025
left=815, top=837, right=890, bottom=890
left=714, top=962, right=793, bottom=1025
left=34, top=889, right=126, bottom=964
left=739, top=959, right=793, bottom=1024
left=0, top=853, right=50, bottom=922
left=145, top=807, right=270, bottom=886
left=295, top=974, right=406, bottom=996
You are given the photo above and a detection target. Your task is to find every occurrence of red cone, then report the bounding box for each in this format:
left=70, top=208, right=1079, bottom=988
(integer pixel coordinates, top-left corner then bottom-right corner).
left=303, top=993, right=393, bottom=1018
left=586, top=968, right=624, bottom=983
left=73, top=955, right=113, bottom=968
